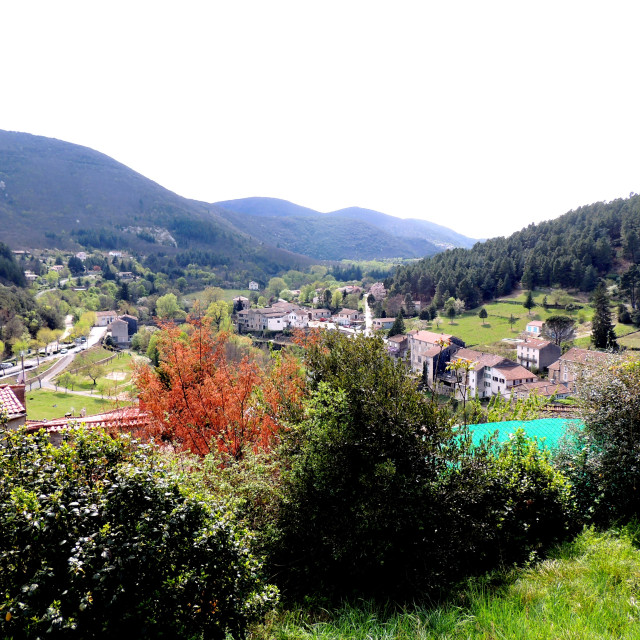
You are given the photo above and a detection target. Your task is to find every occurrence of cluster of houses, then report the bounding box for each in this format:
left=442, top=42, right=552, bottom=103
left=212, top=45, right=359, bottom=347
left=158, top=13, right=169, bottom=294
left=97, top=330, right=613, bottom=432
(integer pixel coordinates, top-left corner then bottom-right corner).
left=234, top=299, right=363, bottom=332
left=387, top=319, right=613, bottom=402
left=95, top=311, right=138, bottom=347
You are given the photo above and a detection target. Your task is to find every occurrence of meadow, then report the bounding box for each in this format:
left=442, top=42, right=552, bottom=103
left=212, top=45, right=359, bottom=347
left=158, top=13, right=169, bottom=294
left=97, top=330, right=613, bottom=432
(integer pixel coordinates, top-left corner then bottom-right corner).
left=25, top=389, right=122, bottom=420
left=408, top=292, right=595, bottom=349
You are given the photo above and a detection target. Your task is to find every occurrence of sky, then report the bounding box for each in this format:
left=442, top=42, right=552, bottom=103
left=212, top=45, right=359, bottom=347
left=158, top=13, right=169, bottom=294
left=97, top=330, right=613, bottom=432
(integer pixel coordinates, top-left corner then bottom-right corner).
left=2, top=1, right=640, bottom=240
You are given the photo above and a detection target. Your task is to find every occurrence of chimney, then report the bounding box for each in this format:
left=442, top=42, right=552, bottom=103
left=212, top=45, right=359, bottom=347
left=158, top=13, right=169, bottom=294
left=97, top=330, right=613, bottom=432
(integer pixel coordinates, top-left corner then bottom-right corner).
left=10, top=384, right=26, bottom=410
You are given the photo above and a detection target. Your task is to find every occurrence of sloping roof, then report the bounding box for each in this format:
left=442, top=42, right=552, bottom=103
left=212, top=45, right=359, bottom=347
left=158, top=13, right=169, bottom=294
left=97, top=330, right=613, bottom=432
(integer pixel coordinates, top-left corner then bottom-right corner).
left=494, top=361, right=538, bottom=381
left=519, top=338, right=554, bottom=350
left=0, top=385, right=26, bottom=417
left=411, top=330, right=454, bottom=345
left=26, top=406, right=148, bottom=434
left=454, top=349, right=503, bottom=369
left=527, top=320, right=544, bottom=328
left=516, top=381, right=570, bottom=396
left=560, top=347, right=612, bottom=365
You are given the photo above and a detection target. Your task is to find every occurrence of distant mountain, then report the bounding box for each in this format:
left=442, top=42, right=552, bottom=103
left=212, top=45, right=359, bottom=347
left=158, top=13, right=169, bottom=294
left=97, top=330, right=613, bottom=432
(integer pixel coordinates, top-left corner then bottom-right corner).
left=215, top=197, right=321, bottom=219
left=0, top=130, right=476, bottom=269
left=0, top=130, right=313, bottom=276
left=329, top=207, right=479, bottom=250
left=215, top=197, right=478, bottom=261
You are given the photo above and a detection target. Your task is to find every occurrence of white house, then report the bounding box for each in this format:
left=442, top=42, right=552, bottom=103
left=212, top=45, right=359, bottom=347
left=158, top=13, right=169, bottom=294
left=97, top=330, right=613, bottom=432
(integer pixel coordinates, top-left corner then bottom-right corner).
left=249, top=281, right=260, bottom=291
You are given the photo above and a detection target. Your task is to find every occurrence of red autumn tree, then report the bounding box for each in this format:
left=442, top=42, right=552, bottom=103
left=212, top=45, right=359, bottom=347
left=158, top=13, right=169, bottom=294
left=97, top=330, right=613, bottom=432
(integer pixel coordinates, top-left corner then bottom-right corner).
left=134, top=317, right=305, bottom=458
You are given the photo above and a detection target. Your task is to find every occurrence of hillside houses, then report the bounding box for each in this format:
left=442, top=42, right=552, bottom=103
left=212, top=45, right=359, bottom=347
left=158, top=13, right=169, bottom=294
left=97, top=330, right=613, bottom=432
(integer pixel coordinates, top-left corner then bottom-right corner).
left=408, top=330, right=466, bottom=383
left=548, top=347, right=613, bottom=392
left=235, top=300, right=363, bottom=334
left=444, top=348, right=538, bottom=399
left=516, top=338, right=561, bottom=371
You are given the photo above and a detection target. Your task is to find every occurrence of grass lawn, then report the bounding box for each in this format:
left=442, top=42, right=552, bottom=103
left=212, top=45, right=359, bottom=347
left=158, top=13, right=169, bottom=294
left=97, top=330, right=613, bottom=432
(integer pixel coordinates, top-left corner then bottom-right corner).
left=408, top=298, right=593, bottom=348
left=185, top=288, right=250, bottom=304
left=25, top=389, right=126, bottom=421
left=619, top=329, right=640, bottom=349
left=256, top=528, right=640, bottom=639
left=57, top=351, right=136, bottom=397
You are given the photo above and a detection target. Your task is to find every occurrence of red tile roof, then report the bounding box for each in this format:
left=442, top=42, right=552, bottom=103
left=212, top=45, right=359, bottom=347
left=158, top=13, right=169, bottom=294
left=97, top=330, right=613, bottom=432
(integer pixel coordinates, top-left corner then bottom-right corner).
left=0, top=385, right=26, bottom=416
left=26, top=406, right=148, bottom=435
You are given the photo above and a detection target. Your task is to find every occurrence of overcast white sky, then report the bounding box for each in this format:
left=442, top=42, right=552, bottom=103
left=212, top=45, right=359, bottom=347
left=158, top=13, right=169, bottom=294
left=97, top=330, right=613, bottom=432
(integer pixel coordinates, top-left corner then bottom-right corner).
left=2, top=1, right=640, bottom=239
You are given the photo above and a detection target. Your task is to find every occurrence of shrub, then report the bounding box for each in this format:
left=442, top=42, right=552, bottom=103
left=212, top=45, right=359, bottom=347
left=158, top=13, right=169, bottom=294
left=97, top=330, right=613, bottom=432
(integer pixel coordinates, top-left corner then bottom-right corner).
left=557, top=358, right=640, bottom=526
left=437, top=430, right=576, bottom=575
left=0, top=426, right=277, bottom=639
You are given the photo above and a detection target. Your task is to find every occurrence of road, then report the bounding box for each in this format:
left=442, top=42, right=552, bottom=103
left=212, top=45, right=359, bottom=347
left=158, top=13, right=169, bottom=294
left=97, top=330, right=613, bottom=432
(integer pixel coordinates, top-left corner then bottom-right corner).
left=1, top=325, right=108, bottom=385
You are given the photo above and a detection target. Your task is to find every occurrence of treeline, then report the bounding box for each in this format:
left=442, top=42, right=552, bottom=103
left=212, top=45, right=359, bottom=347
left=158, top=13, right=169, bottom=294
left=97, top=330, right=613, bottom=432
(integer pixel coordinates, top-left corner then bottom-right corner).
left=0, top=243, right=26, bottom=287
left=388, top=195, right=640, bottom=308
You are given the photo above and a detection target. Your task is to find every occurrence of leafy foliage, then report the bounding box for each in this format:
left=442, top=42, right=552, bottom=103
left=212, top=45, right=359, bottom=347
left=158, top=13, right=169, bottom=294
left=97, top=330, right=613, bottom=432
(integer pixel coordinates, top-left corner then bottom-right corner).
left=557, top=359, right=640, bottom=525
left=0, top=426, right=277, bottom=639
left=135, top=318, right=304, bottom=458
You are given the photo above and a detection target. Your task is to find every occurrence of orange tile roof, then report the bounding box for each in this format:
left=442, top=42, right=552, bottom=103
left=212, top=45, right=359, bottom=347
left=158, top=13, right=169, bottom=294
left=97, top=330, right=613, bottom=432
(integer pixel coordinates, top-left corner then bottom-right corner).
left=26, top=406, right=149, bottom=435
left=0, top=385, right=26, bottom=416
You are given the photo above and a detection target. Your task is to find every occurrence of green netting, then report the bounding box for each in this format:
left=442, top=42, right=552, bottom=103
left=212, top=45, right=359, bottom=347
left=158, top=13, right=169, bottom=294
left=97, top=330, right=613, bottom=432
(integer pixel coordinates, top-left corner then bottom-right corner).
left=468, top=418, right=584, bottom=451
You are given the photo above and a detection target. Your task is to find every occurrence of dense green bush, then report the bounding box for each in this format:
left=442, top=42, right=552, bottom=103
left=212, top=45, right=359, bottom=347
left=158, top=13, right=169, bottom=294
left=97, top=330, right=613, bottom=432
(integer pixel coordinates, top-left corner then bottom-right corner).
left=0, top=426, right=277, bottom=639
left=275, top=333, right=450, bottom=600
left=556, top=359, right=640, bottom=525
left=272, top=333, right=577, bottom=602
left=436, top=430, right=576, bottom=576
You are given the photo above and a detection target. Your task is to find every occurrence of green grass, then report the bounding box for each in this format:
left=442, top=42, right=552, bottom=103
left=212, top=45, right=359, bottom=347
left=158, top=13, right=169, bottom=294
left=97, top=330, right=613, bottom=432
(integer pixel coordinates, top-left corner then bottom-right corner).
left=185, top=288, right=250, bottom=303
left=619, top=330, right=640, bottom=349
left=25, top=389, right=123, bottom=420
left=254, top=528, right=640, bottom=639
left=409, top=299, right=593, bottom=348
left=57, top=352, right=136, bottom=396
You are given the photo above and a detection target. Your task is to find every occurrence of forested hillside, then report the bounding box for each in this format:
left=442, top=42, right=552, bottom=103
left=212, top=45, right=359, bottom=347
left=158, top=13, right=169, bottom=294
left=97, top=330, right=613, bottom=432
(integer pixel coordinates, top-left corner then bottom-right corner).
left=215, top=197, right=477, bottom=260
left=0, top=130, right=313, bottom=280
left=388, top=195, right=640, bottom=308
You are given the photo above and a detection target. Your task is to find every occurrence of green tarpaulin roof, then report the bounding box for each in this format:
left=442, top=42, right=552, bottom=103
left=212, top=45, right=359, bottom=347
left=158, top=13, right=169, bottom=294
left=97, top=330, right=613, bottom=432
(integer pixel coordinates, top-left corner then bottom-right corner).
left=468, top=418, right=584, bottom=450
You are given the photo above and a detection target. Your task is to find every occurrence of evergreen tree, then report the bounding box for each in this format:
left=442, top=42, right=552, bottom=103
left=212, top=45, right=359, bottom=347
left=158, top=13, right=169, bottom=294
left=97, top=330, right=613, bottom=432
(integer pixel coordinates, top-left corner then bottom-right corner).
left=388, top=311, right=405, bottom=337
left=591, top=282, right=618, bottom=350
left=523, top=290, right=535, bottom=315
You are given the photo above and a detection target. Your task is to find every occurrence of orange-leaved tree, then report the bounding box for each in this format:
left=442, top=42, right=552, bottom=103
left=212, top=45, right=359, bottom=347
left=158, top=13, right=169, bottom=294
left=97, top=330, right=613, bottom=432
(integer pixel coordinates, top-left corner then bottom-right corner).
left=134, top=317, right=305, bottom=458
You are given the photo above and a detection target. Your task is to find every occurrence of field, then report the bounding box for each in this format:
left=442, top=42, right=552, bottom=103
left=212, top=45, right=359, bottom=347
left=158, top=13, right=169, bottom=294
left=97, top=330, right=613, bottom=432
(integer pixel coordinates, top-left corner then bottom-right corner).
left=185, top=288, right=250, bottom=304
left=56, top=350, right=136, bottom=397
left=408, top=293, right=595, bottom=349
left=25, top=389, right=125, bottom=420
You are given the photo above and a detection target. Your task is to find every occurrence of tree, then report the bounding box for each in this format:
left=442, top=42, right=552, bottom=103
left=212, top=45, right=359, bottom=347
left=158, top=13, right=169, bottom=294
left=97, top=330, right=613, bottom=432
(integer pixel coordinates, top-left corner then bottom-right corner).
left=591, top=282, right=618, bottom=350
left=388, top=311, right=405, bottom=337
left=267, top=277, right=287, bottom=300
left=155, top=292, right=179, bottom=319
left=447, top=305, right=456, bottom=324
left=0, top=426, right=277, bottom=639
left=478, top=307, right=488, bottom=325
left=403, top=293, right=415, bottom=317
left=557, top=358, right=640, bottom=525
left=277, top=331, right=450, bottom=599
left=542, top=315, right=576, bottom=346
left=135, top=318, right=304, bottom=458
left=621, top=264, right=640, bottom=310
left=509, top=314, right=516, bottom=332
left=67, top=255, right=84, bottom=276
left=523, top=290, right=535, bottom=315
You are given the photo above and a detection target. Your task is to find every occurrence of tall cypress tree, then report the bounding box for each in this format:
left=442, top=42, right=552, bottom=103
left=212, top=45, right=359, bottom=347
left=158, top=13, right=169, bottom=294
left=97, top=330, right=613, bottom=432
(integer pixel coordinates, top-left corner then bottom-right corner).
left=591, top=281, right=618, bottom=350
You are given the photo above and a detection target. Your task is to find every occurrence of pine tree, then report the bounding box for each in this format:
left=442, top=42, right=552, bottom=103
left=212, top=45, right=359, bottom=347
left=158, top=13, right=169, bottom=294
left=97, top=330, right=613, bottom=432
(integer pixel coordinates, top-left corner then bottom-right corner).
left=591, top=282, right=618, bottom=350
left=523, top=290, right=535, bottom=315
left=388, top=311, right=405, bottom=337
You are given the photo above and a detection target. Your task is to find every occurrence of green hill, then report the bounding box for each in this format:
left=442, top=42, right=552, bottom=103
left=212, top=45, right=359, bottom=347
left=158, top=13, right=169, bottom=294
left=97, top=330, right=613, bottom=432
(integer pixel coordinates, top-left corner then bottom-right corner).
left=215, top=197, right=478, bottom=260
left=0, top=130, right=312, bottom=276
left=389, top=194, right=640, bottom=307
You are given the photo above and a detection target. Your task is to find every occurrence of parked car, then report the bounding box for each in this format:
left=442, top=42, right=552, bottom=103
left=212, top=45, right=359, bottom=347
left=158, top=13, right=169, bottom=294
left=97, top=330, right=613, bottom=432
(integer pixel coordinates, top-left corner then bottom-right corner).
left=60, top=348, right=68, bottom=354
left=0, top=362, right=13, bottom=370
